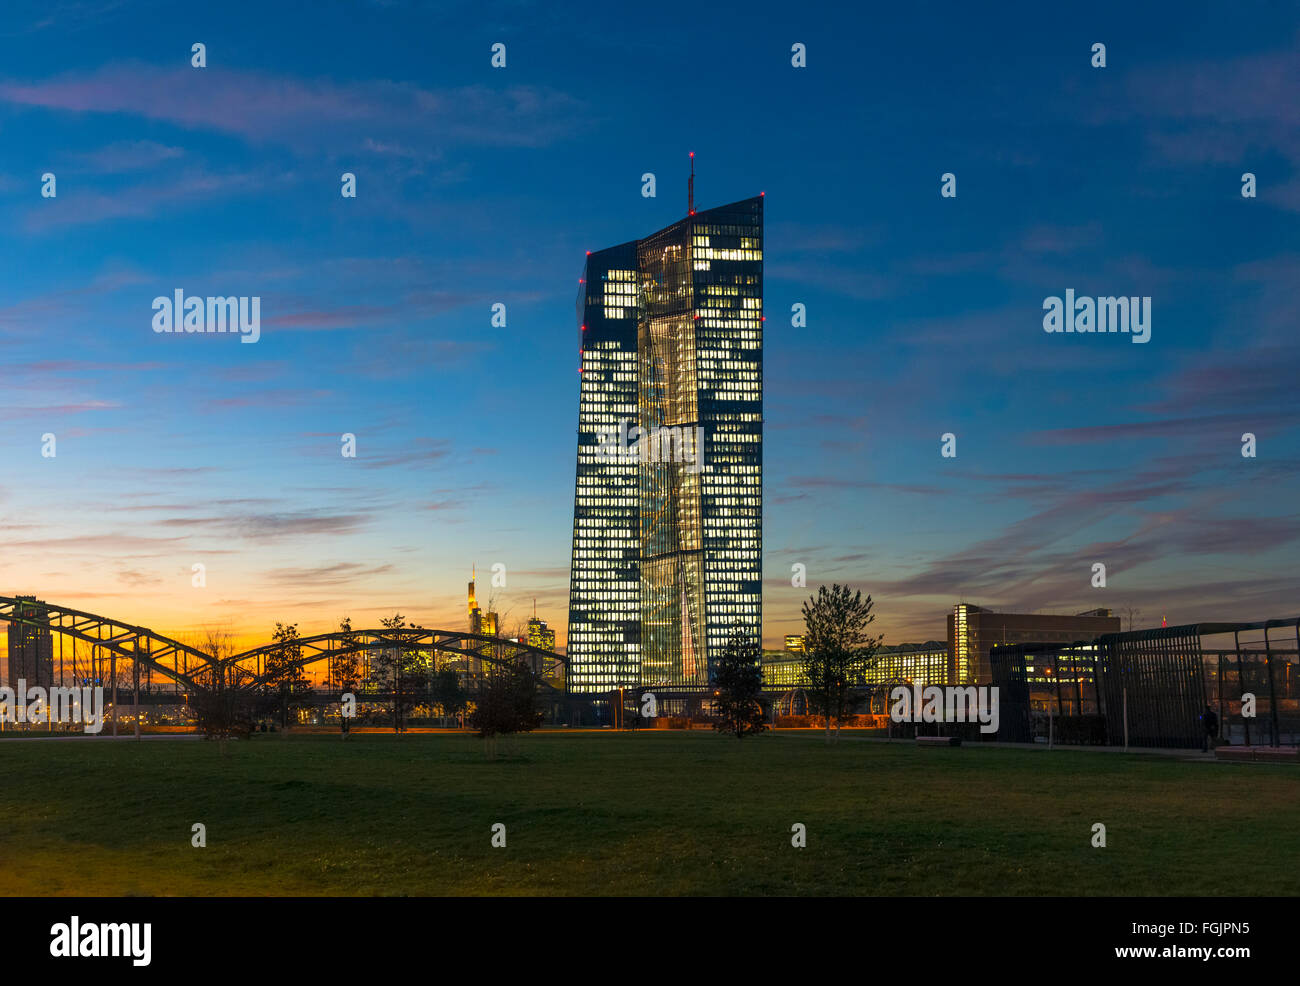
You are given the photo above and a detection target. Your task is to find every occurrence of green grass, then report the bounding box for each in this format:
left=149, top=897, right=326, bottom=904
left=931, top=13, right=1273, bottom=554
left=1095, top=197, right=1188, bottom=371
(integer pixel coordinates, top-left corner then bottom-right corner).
left=0, top=731, right=1295, bottom=896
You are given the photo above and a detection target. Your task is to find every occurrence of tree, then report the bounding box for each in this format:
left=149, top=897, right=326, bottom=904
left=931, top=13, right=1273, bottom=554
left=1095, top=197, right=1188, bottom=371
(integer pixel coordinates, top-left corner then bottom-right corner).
left=371, top=613, right=426, bottom=733
left=331, top=616, right=361, bottom=692
left=1121, top=606, right=1142, bottom=633
left=469, top=658, right=543, bottom=756
left=800, top=584, right=883, bottom=743
left=187, top=630, right=254, bottom=754
left=711, top=626, right=768, bottom=739
left=262, top=622, right=312, bottom=729
left=332, top=616, right=361, bottom=738
left=430, top=668, right=468, bottom=722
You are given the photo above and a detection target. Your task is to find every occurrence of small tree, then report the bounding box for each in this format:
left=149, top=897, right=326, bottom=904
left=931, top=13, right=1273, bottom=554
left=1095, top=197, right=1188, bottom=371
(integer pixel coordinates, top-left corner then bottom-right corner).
left=331, top=616, right=360, bottom=692
left=371, top=613, right=426, bottom=733
left=430, top=668, right=468, bottom=723
left=711, top=626, right=767, bottom=739
left=800, top=584, right=883, bottom=743
left=187, top=630, right=254, bottom=754
left=332, top=616, right=361, bottom=738
left=262, top=622, right=312, bottom=729
left=469, top=658, right=543, bottom=756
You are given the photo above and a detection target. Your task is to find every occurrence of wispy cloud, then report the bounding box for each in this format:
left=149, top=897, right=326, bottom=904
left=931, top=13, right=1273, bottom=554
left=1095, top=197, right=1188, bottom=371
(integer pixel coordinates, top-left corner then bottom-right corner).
left=73, top=139, right=184, bottom=173
left=0, top=64, right=587, bottom=151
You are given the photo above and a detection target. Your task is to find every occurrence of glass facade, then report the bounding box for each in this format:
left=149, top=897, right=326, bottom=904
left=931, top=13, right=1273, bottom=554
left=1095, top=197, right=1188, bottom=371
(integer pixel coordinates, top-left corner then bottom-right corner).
left=527, top=617, right=556, bottom=653
left=953, top=604, right=972, bottom=683
left=761, top=644, right=951, bottom=691
left=568, top=242, right=641, bottom=692
left=948, top=604, right=1122, bottom=684
left=567, top=197, right=763, bottom=693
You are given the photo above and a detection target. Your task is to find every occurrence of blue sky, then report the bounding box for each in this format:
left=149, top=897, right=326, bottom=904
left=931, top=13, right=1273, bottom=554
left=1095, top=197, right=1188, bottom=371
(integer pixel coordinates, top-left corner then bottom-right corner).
left=1, top=0, right=1297, bottom=651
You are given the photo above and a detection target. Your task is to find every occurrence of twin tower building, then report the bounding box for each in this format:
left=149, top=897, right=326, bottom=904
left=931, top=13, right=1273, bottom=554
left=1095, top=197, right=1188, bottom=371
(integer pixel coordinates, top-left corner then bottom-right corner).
left=567, top=194, right=764, bottom=694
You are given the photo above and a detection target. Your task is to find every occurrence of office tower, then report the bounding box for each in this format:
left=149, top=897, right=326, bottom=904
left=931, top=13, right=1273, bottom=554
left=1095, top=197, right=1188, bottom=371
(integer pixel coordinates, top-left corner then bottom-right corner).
left=568, top=194, right=763, bottom=693
left=468, top=567, right=478, bottom=631
left=467, top=567, right=497, bottom=638
left=6, top=596, right=53, bottom=687
left=467, top=567, right=500, bottom=673
left=528, top=617, right=556, bottom=653
left=784, top=634, right=805, bottom=653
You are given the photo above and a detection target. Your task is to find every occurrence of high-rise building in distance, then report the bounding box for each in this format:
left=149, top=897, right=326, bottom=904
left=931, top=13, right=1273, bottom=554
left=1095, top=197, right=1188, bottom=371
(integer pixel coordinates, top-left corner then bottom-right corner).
left=6, top=595, right=53, bottom=687
left=467, top=567, right=498, bottom=639
left=528, top=616, right=556, bottom=653
left=466, top=567, right=500, bottom=673
left=568, top=194, right=763, bottom=693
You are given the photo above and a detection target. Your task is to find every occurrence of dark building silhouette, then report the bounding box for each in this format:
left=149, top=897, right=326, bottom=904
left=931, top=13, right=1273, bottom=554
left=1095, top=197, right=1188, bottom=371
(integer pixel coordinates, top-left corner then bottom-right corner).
left=6, top=595, right=53, bottom=687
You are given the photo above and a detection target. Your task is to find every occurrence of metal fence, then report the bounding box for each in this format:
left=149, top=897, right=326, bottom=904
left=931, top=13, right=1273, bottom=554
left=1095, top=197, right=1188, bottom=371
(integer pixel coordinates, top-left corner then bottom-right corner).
left=989, top=618, right=1299, bottom=750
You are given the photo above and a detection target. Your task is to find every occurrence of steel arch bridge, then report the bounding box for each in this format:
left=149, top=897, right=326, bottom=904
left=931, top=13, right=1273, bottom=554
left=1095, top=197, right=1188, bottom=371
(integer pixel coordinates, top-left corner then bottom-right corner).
left=223, top=627, right=566, bottom=691
left=0, top=597, right=566, bottom=697
left=0, top=596, right=215, bottom=692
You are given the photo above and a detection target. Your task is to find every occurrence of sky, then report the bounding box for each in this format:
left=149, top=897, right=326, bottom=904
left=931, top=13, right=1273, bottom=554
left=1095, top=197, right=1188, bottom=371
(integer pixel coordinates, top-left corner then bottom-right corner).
left=1, top=0, right=1297, bottom=659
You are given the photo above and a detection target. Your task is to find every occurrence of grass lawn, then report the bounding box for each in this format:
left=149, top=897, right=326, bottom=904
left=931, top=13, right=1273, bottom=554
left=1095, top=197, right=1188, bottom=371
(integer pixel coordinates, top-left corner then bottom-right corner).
left=0, top=730, right=1295, bottom=896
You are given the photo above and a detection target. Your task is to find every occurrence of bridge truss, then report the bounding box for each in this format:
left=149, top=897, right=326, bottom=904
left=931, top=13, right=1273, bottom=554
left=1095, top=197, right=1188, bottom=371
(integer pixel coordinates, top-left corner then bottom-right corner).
left=0, top=597, right=566, bottom=700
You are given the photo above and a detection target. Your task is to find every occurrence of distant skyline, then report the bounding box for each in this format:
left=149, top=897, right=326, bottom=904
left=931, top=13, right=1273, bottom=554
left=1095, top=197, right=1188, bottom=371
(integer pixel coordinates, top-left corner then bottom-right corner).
left=2, top=2, right=1299, bottom=655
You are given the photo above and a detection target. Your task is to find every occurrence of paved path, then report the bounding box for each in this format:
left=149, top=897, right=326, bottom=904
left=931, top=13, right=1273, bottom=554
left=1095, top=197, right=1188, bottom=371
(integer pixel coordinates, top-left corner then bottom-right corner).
left=0, top=732, right=202, bottom=741
left=769, top=730, right=1220, bottom=760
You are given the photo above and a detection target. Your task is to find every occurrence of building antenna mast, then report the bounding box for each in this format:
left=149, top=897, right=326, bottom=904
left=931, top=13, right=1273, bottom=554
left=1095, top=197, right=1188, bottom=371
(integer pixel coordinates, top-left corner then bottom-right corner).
left=688, top=151, right=695, bottom=216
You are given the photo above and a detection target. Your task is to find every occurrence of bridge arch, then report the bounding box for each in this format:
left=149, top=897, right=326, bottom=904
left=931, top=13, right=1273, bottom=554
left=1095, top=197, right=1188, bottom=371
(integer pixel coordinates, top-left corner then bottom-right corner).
left=0, top=598, right=568, bottom=699
left=225, top=628, right=566, bottom=691
left=0, top=596, right=214, bottom=692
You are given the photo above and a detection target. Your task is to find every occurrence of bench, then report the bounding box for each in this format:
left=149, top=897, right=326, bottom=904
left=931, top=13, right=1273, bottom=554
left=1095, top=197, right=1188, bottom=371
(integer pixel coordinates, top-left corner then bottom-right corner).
left=1214, top=746, right=1297, bottom=763
left=916, top=735, right=961, bottom=747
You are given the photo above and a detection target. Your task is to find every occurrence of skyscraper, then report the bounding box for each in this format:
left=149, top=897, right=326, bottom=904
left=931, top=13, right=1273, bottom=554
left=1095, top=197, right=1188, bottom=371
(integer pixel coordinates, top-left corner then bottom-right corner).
left=6, top=595, right=53, bottom=687
left=467, top=567, right=498, bottom=639
left=467, top=567, right=499, bottom=673
left=527, top=616, right=556, bottom=653
left=568, top=194, right=763, bottom=693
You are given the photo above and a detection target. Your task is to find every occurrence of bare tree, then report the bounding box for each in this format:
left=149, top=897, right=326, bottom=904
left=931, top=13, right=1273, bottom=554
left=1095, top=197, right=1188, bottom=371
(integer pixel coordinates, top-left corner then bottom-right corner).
left=186, top=629, right=254, bottom=755
left=469, top=657, right=543, bottom=757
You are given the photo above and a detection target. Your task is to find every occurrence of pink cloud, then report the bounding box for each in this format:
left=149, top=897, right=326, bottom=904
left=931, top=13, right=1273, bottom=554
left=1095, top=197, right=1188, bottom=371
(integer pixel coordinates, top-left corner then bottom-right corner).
left=0, top=64, right=585, bottom=150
